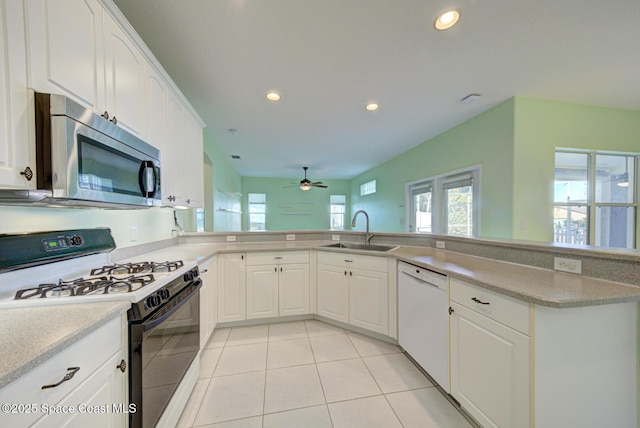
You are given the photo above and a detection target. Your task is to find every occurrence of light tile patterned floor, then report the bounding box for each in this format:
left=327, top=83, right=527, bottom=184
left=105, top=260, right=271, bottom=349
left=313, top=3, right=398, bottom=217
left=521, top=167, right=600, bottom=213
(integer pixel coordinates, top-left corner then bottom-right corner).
left=177, top=320, right=472, bottom=428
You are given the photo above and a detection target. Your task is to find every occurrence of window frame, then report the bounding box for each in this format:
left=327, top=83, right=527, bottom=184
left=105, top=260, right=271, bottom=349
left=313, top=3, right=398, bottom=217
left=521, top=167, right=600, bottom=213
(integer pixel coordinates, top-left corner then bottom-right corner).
left=247, top=193, right=267, bottom=231
left=406, top=165, right=481, bottom=236
left=329, top=194, right=346, bottom=230
left=554, top=149, right=639, bottom=248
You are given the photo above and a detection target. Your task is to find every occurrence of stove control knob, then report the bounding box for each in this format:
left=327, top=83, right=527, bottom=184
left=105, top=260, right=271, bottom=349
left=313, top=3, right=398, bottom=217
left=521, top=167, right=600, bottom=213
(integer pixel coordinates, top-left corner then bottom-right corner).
left=183, top=272, right=193, bottom=281
left=69, top=235, right=83, bottom=246
left=159, top=288, right=170, bottom=300
left=146, top=294, right=160, bottom=308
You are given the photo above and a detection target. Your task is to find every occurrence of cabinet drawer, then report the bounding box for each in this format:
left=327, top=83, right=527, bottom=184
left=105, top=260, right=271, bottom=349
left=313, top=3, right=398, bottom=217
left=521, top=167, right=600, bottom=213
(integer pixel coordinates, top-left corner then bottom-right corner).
left=317, top=251, right=388, bottom=272
left=450, top=278, right=530, bottom=335
left=246, top=251, right=309, bottom=266
left=0, top=316, right=122, bottom=426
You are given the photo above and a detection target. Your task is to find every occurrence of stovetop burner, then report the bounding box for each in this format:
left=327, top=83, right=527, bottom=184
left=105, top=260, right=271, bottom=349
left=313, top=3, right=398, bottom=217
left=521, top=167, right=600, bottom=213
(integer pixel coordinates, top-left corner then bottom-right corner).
left=90, top=260, right=184, bottom=276
left=14, top=273, right=157, bottom=300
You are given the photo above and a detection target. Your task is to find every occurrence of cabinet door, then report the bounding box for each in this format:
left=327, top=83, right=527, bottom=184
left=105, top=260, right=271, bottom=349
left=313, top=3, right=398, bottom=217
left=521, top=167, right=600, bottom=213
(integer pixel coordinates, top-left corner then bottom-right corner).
left=144, top=63, right=167, bottom=151
left=279, top=263, right=310, bottom=316
left=182, top=112, right=204, bottom=208
left=349, top=268, right=389, bottom=335
left=103, top=13, right=145, bottom=138
left=199, top=261, right=216, bottom=348
left=0, top=0, right=33, bottom=188
left=450, top=302, right=530, bottom=428
left=26, top=0, right=105, bottom=112
left=32, top=351, right=126, bottom=427
left=316, top=263, right=349, bottom=323
left=217, top=253, right=246, bottom=322
left=246, top=265, right=278, bottom=319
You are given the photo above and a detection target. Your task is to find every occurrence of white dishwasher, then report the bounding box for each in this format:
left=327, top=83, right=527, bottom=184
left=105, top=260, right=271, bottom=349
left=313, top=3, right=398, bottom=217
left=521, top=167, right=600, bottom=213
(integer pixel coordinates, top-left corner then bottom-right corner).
left=398, top=261, right=450, bottom=393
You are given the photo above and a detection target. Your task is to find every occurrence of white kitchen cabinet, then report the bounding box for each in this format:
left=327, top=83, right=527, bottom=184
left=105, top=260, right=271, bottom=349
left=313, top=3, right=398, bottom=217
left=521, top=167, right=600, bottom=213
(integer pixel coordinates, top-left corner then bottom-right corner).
left=449, top=278, right=530, bottom=428
left=449, top=277, right=638, bottom=428
left=163, top=90, right=204, bottom=208
left=0, top=0, right=34, bottom=188
left=0, top=315, right=127, bottom=427
left=103, top=12, right=146, bottom=138
left=144, top=62, right=167, bottom=151
left=217, top=253, right=246, bottom=323
left=26, top=0, right=145, bottom=138
left=245, top=251, right=310, bottom=319
left=25, top=0, right=105, bottom=114
left=199, top=256, right=217, bottom=348
left=316, top=262, right=350, bottom=323
left=316, top=251, right=390, bottom=335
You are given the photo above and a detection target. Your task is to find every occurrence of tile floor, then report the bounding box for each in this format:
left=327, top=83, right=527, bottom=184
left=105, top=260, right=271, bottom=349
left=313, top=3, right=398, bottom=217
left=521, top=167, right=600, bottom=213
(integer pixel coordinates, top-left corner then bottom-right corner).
left=177, top=320, right=473, bottom=428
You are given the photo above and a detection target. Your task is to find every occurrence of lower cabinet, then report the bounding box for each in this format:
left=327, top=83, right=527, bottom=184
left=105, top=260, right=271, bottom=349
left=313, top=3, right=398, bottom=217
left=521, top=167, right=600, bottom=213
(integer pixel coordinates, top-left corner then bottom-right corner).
left=450, top=303, right=530, bottom=428
left=245, top=251, right=310, bottom=319
left=316, top=251, right=390, bottom=335
left=217, top=253, right=246, bottom=323
left=199, top=256, right=217, bottom=348
left=0, top=315, right=127, bottom=427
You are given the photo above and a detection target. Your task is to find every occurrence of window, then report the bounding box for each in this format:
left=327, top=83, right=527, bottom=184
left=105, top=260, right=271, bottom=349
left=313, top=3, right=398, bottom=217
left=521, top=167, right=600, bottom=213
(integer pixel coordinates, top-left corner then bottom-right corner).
left=330, top=195, right=346, bottom=230
left=248, top=193, right=266, bottom=231
left=360, top=180, right=377, bottom=196
left=407, top=166, right=480, bottom=236
left=195, top=208, right=205, bottom=232
left=554, top=150, right=638, bottom=248
left=409, top=182, right=433, bottom=233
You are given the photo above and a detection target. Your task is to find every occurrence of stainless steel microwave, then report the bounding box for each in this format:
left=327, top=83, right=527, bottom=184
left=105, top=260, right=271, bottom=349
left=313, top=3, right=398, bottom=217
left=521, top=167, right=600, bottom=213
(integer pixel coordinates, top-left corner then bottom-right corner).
left=0, top=93, right=161, bottom=208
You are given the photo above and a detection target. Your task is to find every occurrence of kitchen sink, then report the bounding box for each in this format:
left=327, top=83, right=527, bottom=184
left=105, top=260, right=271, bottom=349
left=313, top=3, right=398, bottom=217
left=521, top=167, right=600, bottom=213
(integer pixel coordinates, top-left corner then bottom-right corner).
left=321, top=242, right=397, bottom=252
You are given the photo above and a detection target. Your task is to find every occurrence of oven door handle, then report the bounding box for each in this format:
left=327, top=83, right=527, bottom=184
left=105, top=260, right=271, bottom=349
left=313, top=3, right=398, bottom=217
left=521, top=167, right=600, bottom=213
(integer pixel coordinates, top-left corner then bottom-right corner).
left=142, top=280, right=201, bottom=332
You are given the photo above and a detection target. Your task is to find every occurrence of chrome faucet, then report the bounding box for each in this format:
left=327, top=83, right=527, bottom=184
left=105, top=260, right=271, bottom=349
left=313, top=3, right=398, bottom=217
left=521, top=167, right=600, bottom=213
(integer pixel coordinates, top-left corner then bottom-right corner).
left=351, top=210, right=373, bottom=245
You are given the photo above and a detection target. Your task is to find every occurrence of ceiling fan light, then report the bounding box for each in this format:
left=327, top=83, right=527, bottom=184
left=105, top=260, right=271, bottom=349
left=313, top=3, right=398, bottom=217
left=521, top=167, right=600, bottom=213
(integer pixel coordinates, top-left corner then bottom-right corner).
left=300, top=184, right=310, bottom=191
left=366, top=103, right=379, bottom=111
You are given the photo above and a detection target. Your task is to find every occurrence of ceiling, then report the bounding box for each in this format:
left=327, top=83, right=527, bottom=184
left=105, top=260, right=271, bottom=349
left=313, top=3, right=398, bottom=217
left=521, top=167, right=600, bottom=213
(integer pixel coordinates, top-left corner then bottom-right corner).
left=113, top=0, right=640, bottom=180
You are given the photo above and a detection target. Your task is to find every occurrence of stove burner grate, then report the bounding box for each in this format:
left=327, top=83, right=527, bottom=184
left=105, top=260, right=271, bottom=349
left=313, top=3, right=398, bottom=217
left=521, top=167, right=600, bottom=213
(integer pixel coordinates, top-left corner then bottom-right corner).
left=14, top=273, right=156, bottom=299
left=90, top=260, right=184, bottom=276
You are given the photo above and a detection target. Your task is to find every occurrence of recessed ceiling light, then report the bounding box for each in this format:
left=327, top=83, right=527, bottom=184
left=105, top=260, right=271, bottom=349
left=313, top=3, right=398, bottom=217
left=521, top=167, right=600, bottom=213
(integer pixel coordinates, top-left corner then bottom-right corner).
left=266, top=92, right=281, bottom=101
left=434, top=9, right=461, bottom=30
left=365, top=103, right=379, bottom=111
left=228, top=128, right=239, bottom=134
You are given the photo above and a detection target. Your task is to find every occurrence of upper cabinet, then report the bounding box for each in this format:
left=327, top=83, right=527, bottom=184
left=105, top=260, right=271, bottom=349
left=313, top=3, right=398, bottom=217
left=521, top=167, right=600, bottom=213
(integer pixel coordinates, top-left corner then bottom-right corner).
left=102, top=12, right=146, bottom=137
left=0, top=0, right=34, bottom=188
left=10, top=0, right=206, bottom=203
left=26, top=0, right=105, bottom=113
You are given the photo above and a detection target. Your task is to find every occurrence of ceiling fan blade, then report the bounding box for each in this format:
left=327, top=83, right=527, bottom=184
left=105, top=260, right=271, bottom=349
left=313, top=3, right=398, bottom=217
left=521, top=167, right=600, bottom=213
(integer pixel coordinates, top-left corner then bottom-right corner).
left=312, top=181, right=324, bottom=185
left=311, top=183, right=328, bottom=188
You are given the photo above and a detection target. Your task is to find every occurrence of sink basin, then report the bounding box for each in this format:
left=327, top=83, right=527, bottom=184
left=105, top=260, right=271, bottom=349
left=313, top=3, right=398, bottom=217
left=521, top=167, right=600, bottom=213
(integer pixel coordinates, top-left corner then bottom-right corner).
left=321, top=242, right=397, bottom=252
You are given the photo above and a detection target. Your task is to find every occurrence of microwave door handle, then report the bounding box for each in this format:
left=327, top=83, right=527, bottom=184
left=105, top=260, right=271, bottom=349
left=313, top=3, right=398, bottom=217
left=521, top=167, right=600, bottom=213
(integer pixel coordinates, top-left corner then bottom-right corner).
left=138, top=161, right=156, bottom=198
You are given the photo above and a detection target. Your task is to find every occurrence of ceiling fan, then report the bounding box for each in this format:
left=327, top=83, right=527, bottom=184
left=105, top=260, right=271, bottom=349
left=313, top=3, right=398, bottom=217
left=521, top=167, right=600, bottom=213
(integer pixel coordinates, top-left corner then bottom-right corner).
left=286, top=167, right=328, bottom=191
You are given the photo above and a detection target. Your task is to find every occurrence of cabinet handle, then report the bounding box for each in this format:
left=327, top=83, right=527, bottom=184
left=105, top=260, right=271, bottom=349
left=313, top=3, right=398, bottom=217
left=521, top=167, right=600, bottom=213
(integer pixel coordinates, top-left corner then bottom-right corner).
left=344, top=259, right=353, bottom=263
left=280, top=267, right=283, bottom=272
left=41, top=367, right=80, bottom=389
left=274, top=256, right=283, bottom=260
left=110, top=116, right=118, bottom=125
left=241, top=255, right=244, bottom=260
left=449, top=306, right=454, bottom=315
left=275, top=267, right=277, bottom=272
left=186, top=199, right=191, bottom=204
left=471, top=297, right=490, bottom=305
left=101, top=111, right=109, bottom=120
left=20, top=166, right=33, bottom=181
left=344, top=270, right=347, bottom=276
left=116, top=359, right=127, bottom=373
left=349, top=271, right=353, bottom=277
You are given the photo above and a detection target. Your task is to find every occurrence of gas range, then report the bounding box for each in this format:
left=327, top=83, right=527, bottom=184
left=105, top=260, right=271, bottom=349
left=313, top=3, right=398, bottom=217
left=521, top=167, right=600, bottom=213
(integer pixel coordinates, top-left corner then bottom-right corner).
left=0, top=229, right=198, bottom=317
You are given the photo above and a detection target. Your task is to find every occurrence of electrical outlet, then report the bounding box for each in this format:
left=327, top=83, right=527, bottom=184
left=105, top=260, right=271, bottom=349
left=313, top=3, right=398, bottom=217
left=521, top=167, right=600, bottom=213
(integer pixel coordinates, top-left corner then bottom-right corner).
left=130, top=226, right=138, bottom=242
left=554, top=257, right=582, bottom=274
left=436, top=241, right=446, bottom=249
left=286, top=234, right=296, bottom=241
left=332, top=234, right=340, bottom=241
left=226, top=235, right=236, bottom=242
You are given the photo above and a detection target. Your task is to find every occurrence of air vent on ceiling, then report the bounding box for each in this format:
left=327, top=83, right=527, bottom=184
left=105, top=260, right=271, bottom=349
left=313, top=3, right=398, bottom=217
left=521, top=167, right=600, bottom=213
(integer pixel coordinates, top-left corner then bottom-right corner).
left=231, top=155, right=241, bottom=160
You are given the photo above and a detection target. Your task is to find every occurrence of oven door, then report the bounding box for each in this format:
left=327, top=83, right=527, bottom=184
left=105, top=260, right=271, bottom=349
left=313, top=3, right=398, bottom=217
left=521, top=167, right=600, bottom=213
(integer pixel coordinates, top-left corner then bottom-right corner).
left=129, top=280, right=201, bottom=428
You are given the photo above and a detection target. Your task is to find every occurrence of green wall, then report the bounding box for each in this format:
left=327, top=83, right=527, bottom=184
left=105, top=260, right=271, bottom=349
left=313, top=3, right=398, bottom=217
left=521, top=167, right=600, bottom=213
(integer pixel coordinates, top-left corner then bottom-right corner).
left=512, top=98, right=640, bottom=241
left=204, top=130, right=243, bottom=231
left=241, top=177, right=351, bottom=231
left=349, top=99, right=516, bottom=238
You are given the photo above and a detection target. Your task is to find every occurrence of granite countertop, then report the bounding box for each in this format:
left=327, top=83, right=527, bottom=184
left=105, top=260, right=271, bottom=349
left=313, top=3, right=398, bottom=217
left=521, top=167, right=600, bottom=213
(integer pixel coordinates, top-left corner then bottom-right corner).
left=128, top=240, right=640, bottom=309
left=0, top=301, right=130, bottom=389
